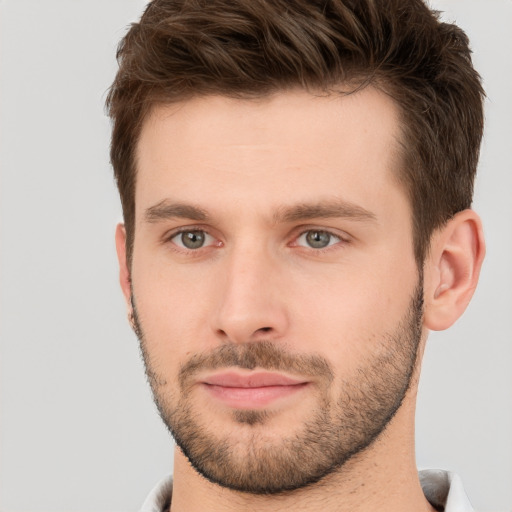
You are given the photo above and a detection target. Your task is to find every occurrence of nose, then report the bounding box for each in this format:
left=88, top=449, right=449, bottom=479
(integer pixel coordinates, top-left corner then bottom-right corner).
left=211, top=243, right=289, bottom=344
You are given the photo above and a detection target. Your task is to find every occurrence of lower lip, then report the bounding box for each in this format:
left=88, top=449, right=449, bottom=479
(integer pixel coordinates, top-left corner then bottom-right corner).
left=202, top=383, right=309, bottom=409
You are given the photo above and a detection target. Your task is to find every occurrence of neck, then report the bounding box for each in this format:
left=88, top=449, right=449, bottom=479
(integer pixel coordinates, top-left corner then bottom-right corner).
left=169, top=398, right=436, bottom=512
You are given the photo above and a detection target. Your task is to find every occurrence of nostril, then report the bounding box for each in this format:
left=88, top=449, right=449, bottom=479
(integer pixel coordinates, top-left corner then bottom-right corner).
left=259, top=327, right=273, bottom=333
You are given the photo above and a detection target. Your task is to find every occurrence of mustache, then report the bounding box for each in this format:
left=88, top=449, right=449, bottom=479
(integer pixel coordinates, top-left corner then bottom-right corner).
left=130, top=295, right=334, bottom=390
left=178, top=341, right=334, bottom=391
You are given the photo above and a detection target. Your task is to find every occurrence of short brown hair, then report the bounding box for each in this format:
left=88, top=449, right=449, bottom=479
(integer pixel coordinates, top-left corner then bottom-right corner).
left=106, top=0, right=484, bottom=266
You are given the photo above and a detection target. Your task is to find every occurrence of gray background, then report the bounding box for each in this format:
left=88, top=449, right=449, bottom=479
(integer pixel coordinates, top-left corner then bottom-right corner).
left=0, top=1, right=510, bottom=511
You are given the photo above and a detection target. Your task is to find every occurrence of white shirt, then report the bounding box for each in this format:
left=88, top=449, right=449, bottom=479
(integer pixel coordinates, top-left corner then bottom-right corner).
left=140, top=469, right=473, bottom=512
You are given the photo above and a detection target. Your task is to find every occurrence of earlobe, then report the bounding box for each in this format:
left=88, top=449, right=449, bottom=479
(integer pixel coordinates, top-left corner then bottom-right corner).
left=423, top=210, right=485, bottom=331
left=115, top=223, right=132, bottom=310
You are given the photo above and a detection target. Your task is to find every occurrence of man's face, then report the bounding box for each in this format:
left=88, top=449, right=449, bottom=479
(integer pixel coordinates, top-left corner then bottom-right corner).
left=126, top=88, right=424, bottom=493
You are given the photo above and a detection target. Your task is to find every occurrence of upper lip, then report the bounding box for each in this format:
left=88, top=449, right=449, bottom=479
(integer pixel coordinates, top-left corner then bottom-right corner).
left=202, top=371, right=308, bottom=388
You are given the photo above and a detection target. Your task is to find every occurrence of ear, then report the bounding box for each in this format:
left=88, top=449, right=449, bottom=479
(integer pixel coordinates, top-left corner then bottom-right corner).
left=115, top=223, right=132, bottom=312
left=423, top=209, right=485, bottom=331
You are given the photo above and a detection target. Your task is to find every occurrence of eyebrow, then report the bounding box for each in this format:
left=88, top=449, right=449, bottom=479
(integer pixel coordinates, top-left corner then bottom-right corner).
left=143, top=198, right=377, bottom=225
left=144, top=200, right=209, bottom=223
left=272, top=200, right=377, bottom=224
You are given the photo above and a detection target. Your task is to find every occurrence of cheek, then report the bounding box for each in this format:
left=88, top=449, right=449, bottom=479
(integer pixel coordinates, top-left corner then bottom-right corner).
left=131, top=259, right=215, bottom=365
left=288, top=259, right=418, bottom=362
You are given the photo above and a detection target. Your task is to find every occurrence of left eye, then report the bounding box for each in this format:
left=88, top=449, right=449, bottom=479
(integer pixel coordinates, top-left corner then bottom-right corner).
left=296, top=230, right=341, bottom=249
left=170, top=230, right=215, bottom=250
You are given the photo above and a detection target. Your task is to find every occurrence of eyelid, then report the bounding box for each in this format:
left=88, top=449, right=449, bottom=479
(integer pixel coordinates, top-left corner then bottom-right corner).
left=290, top=226, right=352, bottom=250
left=163, top=225, right=222, bottom=250
left=160, top=224, right=351, bottom=252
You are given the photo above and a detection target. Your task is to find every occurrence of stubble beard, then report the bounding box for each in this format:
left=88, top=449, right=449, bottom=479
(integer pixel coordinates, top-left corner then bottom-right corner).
left=132, top=283, right=424, bottom=495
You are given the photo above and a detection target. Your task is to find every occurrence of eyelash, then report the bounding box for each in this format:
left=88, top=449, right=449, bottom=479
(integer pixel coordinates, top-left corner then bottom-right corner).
left=293, top=230, right=347, bottom=251
left=163, top=226, right=351, bottom=254
left=165, top=227, right=221, bottom=253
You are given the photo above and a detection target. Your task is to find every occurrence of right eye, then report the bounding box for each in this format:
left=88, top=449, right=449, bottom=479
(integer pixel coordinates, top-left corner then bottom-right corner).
left=170, top=230, right=215, bottom=250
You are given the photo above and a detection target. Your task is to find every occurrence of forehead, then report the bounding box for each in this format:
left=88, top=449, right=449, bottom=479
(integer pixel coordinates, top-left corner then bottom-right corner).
left=135, top=87, right=405, bottom=221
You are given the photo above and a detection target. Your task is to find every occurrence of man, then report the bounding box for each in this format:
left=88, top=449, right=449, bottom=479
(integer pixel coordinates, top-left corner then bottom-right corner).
left=106, top=0, right=485, bottom=510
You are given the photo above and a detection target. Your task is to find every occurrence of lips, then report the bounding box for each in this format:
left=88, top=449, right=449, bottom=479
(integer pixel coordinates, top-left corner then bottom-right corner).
left=200, top=371, right=309, bottom=409
left=203, top=372, right=306, bottom=388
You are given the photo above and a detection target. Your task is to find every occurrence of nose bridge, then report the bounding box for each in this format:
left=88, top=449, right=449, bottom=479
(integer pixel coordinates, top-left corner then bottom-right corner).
left=212, top=238, right=288, bottom=343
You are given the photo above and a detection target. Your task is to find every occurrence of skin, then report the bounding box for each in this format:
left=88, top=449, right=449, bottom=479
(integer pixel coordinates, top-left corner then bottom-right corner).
left=115, top=88, right=485, bottom=512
